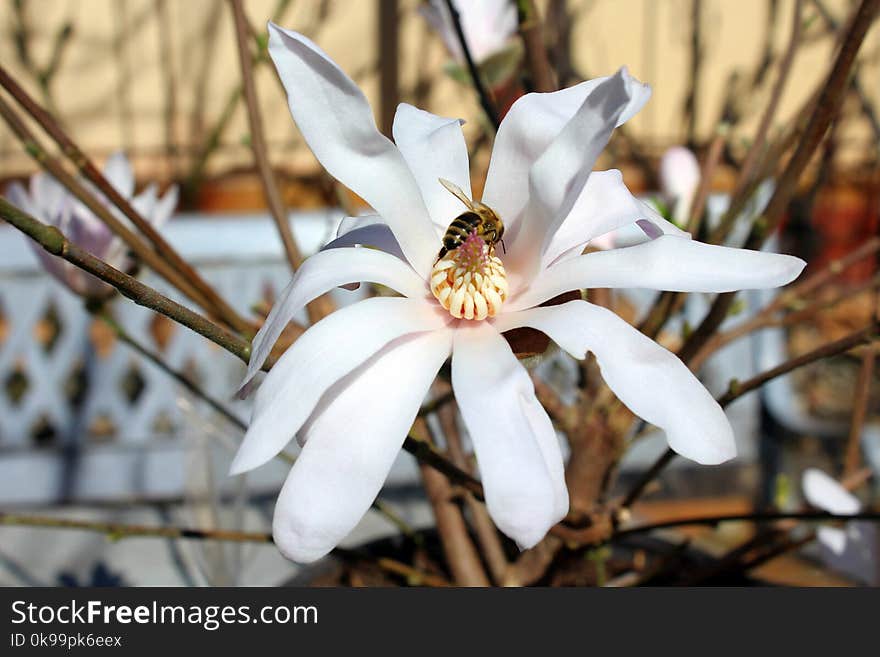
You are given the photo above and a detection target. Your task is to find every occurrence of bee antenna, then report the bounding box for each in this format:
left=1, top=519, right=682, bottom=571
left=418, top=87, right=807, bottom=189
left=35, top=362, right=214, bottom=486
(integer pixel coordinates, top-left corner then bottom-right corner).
left=500, top=238, right=507, bottom=255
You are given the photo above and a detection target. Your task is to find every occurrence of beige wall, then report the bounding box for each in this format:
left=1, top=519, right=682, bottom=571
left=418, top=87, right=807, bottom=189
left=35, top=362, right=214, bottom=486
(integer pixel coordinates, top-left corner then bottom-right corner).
left=0, top=0, right=877, bottom=187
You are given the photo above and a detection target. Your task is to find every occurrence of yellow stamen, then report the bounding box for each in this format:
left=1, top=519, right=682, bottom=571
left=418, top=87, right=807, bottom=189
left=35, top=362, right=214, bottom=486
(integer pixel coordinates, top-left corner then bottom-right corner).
left=430, top=235, right=508, bottom=321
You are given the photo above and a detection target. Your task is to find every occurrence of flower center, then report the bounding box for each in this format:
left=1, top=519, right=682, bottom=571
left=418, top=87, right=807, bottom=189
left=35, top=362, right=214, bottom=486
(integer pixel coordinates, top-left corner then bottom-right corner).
left=430, top=230, right=508, bottom=320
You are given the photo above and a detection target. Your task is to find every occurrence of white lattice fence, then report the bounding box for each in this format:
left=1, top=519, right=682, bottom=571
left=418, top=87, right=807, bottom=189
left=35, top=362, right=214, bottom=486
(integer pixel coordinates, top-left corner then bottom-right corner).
left=0, top=211, right=421, bottom=506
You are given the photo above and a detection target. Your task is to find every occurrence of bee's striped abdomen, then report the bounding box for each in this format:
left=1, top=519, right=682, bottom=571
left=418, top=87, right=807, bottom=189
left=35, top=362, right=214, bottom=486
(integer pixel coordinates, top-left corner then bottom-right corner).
left=438, top=212, right=482, bottom=259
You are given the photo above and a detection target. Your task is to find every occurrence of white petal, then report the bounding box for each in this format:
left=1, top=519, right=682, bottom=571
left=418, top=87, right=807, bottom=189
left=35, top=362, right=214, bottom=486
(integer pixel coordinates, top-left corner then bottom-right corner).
left=519, top=389, right=570, bottom=522
left=509, top=235, right=806, bottom=312
left=267, top=23, right=437, bottom=277
left=542, top=170, right=687, bottom=268
left=817, top=523, right=879, bottom=585
left=131, top=183, right=158, bottom=222
left=103, top=151, right=135, bottom=198
left=322, top=214, right=406, bottom=262
left=660, top=146, right=701, bottom=224
left=30, top=172, right=67, bottom=220
left=504, top=69, right=633, bottom=284
left=272, top=330, right=453, bottom=562
left=482, top=69, right=650, bottom=237
left=240, top=247, right=429, bottom=393
left=452, top=322, right=566, bottom=548
left=151, top=185, right=178, bottom=228
left=493, top=301, right=736, bottom=464
left=5, top=181, right=37, bottom=216
left=817, top=526, right=849, bottom=556
left=231, top=297, right=450, bottom=474
left=392, top=104, right=471, bottom=231
left=802, top=468, right=861, bottom=515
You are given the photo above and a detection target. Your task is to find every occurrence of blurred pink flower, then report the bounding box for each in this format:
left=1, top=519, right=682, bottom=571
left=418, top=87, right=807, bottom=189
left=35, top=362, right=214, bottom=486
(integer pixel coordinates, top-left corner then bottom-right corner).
left=5, top=153, right=177, bottom=297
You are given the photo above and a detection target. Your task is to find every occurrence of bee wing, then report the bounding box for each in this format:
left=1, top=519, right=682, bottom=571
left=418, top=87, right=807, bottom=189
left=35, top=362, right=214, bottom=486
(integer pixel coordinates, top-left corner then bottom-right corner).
left=438, top=178, right=475, bottom=211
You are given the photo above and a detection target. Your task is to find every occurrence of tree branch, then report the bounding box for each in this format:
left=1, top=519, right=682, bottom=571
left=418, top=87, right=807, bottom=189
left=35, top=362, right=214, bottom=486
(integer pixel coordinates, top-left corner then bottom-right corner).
left=0, top=64, right=248, bottom=334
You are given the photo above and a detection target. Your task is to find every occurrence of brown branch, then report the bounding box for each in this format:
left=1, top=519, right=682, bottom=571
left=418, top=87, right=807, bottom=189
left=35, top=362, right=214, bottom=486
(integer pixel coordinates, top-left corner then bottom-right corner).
left=0, top=93, right=216, bottom=319
left=229, top=0, right=300, bottom=273
left=403, top=434, right=484, bottom=499
left=438, top=394, right=509, bottom=584
left=753, top=0, right=878, bottom=245
left=612, top=510, right=880, bottom=541
left=845, top=301, right=877, bottom=476
left=516, top=0, right=556, bottom=93
left=0, top=197, right=252, bottom=363
left=0, top=511, right=449, bottom=587
left=2, top=172, right=486, bottom=531
left=732, top=0, right=803, bottom=199
left=0, top=65, right=249, bottom=334
left=716, top=322, right=878, bottom=406
left=417, top=417, right=490, bottom=586
left=230, top=0, right=334, bottom=326
left=682, top=0, right=878, bottom=366
left=684, top=0, right=703, bottom=146
left=690, top=270, right=880, bottom=372
left=687, top=127, right=727, bottom=235
left=622, top=321, right=879, bottom=509
left=0, top=511, right=272, bottom=543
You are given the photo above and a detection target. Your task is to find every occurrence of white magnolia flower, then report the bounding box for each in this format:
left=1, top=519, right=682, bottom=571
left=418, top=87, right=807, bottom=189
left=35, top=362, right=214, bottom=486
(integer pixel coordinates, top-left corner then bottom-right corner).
left=420, top=0, right=518, bottom=66
left=5, top=153, right=178, bottom=296
left=659, top=146, right=701, bottom=226
left=233, top=23, right=805, bottom=563
left=802, top=468, right=878, bottom=585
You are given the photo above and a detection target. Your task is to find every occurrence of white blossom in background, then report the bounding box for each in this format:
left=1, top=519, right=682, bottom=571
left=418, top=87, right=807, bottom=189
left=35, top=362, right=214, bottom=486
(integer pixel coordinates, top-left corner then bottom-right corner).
left=420, top=0, right=517, bottom=64
left=802, top=468, right=879, bottom=585
left=233, top=23, right=806, bottom=563
left=659, top=146, right=701, bottom=227
left=420, top=0, right=522, bottom=87
left=5, top=153, right=178, bottom=297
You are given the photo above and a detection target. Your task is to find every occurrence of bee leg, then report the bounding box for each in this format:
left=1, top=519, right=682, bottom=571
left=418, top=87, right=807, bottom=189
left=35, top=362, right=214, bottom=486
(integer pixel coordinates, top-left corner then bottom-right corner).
left=500, top=238, right=507, bottom=255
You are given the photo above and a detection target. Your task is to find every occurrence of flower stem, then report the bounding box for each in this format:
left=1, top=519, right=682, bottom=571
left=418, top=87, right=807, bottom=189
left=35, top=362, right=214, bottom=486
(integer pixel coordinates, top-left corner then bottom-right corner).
left=443, top=0, right=500, bottom=130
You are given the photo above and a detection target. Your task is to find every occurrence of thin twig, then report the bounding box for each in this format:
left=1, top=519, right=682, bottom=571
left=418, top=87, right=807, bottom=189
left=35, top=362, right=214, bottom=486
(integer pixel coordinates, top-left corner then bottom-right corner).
left=612, top=510, right=880, bottom=541
left=229, top=0, right=301, bottom=273
left=716, top=321, right=878, bottom=405
left=0, top=511, right=271, bottom=543
left=438, top=394, right=509, bottom=584
left=622, top=321, right=879, bottom=509
left=689, top=240, right=880, bottom=370
left=5, top=195, right=486, bottom=504
left=684, top=0, right=703, bottom=146
left=687, top=126, right=728, bottom=235
left=0, top=512, right=449, bottom=587
left=403, top=434, right=484, bottom=499
left=681, top=0, right=878, bottom=366
left=230, top=0, right=334, bottom=326
left=844, top=342, right=877, bottom=476
left=732, top=0, right=803, bottom=199
left=444, top=0, right=500, bottom=129
left=0, top=198, right=252, bottom=363
left=516, top=0, right=556, bottom=93
left=0, top=65, right=248, bottom=334
left=0, top=93, right=217, bottom=321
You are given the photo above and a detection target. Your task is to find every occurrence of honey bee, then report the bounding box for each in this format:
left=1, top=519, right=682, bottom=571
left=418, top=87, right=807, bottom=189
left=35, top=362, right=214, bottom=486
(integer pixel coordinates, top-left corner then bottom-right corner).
left=436, top=178, right=505, bottom=261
